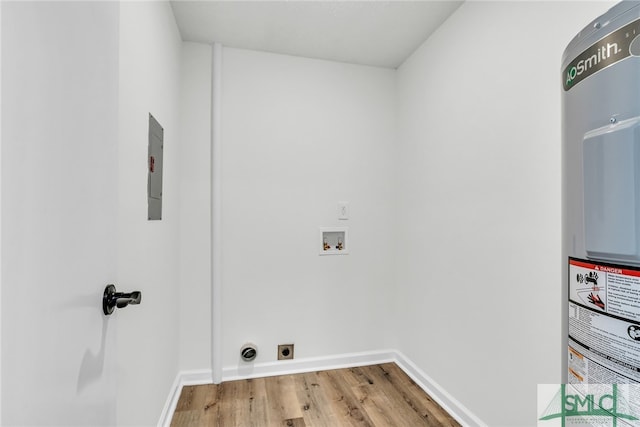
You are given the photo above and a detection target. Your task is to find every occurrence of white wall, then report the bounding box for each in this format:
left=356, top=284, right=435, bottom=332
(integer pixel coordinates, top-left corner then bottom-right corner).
left=220, top=48, right=396, bottom=368
left=394, top=2, right=615, bottom=426
left=117, top=2, right=183, bottom=425
left=1, top=2, right=120, bottom=425
left=178, top=42, right=212, bottom=370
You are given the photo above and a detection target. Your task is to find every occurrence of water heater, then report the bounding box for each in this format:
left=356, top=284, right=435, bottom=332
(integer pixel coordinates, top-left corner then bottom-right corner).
left=562, top=1, right=640, bottom=385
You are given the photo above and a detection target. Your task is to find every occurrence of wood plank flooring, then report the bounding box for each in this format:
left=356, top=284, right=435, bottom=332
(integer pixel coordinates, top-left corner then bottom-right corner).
left=171, top=363, right=461, bottom=427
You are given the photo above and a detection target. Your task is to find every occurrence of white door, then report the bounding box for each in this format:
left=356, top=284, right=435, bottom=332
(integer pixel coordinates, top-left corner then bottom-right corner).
left=2, top=2, right=120, bottom=425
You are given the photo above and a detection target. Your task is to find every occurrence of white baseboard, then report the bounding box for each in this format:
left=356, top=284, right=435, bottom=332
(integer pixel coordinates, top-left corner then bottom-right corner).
left=392, top=351, right=487, bottom=427
left=222, top=348, right=396, bottom=381
left=157, top=370, right=213, bottom=427
left=159, top=349, right=485, bottom=427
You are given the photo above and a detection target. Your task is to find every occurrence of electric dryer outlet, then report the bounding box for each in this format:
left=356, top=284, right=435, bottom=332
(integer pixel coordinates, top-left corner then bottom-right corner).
left=278, top=344, right=294, bottom=360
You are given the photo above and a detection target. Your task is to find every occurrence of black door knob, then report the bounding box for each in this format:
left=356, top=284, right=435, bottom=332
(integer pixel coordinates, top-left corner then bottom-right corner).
left=103, top=284, right=142, bottom=315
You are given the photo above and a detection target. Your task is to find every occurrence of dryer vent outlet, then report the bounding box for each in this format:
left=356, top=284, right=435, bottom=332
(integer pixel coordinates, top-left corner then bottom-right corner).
left=241, top=343, right=257, bottom=362
left=278, top=344, right=294, bottom=360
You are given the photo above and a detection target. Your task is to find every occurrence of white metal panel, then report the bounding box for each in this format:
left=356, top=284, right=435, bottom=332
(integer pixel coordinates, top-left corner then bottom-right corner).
left=583, top=119, right=640, bottom=260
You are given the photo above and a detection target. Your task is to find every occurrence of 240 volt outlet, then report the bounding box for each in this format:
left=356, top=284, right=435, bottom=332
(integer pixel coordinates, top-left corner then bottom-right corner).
left=278, top=344, right=294, bottom=360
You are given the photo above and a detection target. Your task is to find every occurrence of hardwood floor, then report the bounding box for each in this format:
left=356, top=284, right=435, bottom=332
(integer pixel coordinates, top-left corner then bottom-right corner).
left=171, top=363, right=461, bottom=426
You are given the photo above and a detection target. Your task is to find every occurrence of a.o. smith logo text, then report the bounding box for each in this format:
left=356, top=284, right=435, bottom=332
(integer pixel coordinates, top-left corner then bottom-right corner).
left=566, top=42, right=620, bottom=88
left=564, top=18, right=640, bottom=91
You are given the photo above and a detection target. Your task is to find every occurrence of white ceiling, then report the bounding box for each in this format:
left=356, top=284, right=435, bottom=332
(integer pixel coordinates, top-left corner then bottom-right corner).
left=170, top=1, right=463, bottom=69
